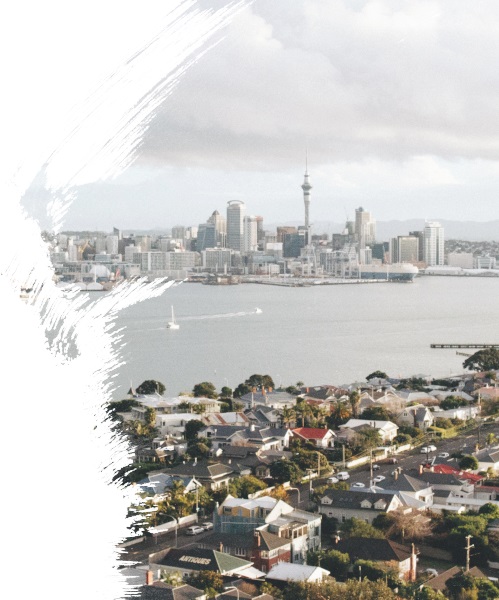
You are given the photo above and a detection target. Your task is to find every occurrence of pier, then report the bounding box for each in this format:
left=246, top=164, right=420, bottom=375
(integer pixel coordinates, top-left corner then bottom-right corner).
left=431, top=344, right=499, bottom=349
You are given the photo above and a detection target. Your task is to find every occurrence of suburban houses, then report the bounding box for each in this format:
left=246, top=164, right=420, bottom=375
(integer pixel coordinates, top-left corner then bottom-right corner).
left=115, top=368, right=499, bottom=598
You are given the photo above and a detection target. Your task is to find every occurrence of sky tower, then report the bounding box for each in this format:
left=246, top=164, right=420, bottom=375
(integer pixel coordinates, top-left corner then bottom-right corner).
left=301, top=154, right=312, bottom=244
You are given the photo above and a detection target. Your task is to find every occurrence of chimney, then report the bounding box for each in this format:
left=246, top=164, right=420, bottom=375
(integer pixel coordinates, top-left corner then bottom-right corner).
left=394, top=470, right=399, bottom=480
left=333, top=533, right=340, bottom=545
left=409, top=543, right=417, bottom=582
left=219, top=542, right=224, bottom=552
left=254, top=530, right=261, bottom=547
left=146, top=570, right=154, bottom=585
left=419, top=464, right=423, bottom=475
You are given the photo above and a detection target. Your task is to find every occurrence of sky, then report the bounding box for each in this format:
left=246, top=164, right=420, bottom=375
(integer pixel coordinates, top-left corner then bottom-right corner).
left=25, top=0, right=499, bottom=232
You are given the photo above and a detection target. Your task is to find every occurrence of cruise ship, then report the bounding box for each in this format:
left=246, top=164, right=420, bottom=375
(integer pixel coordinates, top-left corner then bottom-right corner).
left=359, top=263, right=419, bottom=282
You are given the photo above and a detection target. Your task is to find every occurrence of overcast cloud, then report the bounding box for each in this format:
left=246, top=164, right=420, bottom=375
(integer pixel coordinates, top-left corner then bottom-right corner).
left=59, top=0, right=499, bottom=231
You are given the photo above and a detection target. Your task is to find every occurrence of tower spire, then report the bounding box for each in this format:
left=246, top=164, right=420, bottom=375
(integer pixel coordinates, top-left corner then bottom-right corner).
left=301, top=152, right=312, bottom=244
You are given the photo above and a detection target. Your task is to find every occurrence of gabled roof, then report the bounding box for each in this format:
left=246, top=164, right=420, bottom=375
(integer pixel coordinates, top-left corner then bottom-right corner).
left=320, top=489, right=398, bottom=510
left=162, top=461, right=234, bottom=480
left=335, top=537, right=412, bottom=563
left=378, top=474, right=432, bottom=493
left=141, top=583, right=205, bottom=600
left=424, top=566, right=487, bottom=591
left=257, top=528, right=292, bottom=551
left=292, top=427, right=334, bottom=440
left=156, top=547, right=253, bottom=575
left=266, top=562, right=330, bottom=582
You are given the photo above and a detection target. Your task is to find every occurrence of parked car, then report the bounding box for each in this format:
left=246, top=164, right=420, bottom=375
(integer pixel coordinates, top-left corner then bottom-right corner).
left=201, top=522, right=214, bottom=530
left=351, top=482, right=365, bottom=488
left=373, top=475, right=386, bottom=483
left=372, top=464, right=380, bottom=471
left=337, top=471, right=350, bottom=480
left=421, top=445, right=437, bottom=453
left=186, top=525, right=205, bottom=536
left=437, top=452, right=450, bottom=459
left=327, top=476, right=339, bottom=484
left=388, top=457, right=398, bottom=464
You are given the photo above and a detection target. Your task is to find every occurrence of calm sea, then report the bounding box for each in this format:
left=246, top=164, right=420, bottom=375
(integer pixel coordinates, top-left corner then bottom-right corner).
left=109, top=276, right=499, bottom=399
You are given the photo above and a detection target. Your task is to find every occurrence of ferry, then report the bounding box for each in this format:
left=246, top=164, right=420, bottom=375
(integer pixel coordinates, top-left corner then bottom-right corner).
left=359, top=263, right=419, bottom=282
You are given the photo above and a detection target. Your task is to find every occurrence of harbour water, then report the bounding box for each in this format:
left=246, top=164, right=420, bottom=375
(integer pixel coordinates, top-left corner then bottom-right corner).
left=109, top=276, right=499, bottom=399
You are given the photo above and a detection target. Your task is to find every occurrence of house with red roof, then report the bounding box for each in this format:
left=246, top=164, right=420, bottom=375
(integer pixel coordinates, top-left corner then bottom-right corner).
left=291, top=427, right=336, bottom=448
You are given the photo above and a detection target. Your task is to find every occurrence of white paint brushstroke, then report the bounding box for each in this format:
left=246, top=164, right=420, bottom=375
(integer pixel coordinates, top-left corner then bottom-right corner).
left=1, top=1, right=252, bottom=598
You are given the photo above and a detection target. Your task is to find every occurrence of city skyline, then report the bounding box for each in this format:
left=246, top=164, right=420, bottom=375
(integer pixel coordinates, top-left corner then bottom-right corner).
left=22, top=1, right=499, bottom=232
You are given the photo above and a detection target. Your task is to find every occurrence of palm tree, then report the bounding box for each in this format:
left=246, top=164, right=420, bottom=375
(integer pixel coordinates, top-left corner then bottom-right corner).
left=280, top=406, right=296, bottom=428
left=348, top=390, right=361, bottom=418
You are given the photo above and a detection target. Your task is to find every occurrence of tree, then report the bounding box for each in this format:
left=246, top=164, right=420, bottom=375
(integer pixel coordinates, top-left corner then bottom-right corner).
left=386, top=508, right=433, bottom=541
left=269, top=484, right=289, bottom=501
left=219, top=386, right=232, bottom=398
left=366, top=370, right=388, bottom=381
left=144, top=407, right=157, bottom=428
left=184, top=419, right=205, bottom=441
left=440, top=396, right=468, bottom=410
left=307, top=548, right=350, bottom=580
left=348, top=390, right=361, bottom=418
left=459, top=455, right=479, bottom=471
left=463, top=348, right=499, bottom=372
left=353, top=428, right=382, bottom=452
left=245, top=374, right=275, bottom=389
left=478, top=503, right=499, bottom=520
left=280, top=406, right=296, bottom=428
left=192, top=381, right=218, bottom=399
left=328, top=402, right=351, bottom=428
left=185, top=571, right=224, bottom=597
left=361, top=406, right=393, bottom=421
left=233, top=382, right=251, bottom=398
left=339, top=517, right=384, bottom=539
left=135, top=380, right=165, bottom=395
left=229, top=475, right=267, bottom=498
left=269, top=459, right=303, bottom=484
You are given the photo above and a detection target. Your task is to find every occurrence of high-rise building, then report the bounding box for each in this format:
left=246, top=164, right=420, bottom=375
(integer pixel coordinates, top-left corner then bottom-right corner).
left=409, top=231, right=425, bottom=262
left=301, top=160, right=312, bottom=245
left=226, top=200, right=246, bottom=251
left=355, top=207, right=376, bottom=250
left=389, top=236, right=419, bottom=264
left=196, top=223, right=217, bottom=252
left=243, top=215, right=258, bottom=252
left=423, top=221, right=444, bottom=266
left=207, top=210, right=226, bottom=247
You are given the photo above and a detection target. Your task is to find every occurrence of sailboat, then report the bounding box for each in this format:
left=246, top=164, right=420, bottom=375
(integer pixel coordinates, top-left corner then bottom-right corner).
left=167, top=305, right=179, bottom=330
left=255, top=307, right=263, bottom=314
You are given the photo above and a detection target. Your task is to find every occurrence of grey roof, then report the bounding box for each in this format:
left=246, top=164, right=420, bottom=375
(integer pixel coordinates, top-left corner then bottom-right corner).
left=335, top=537, right=412, bottom=563
left=321, top=489, right=396, bottom=510
left=200, top=531, right=254, bottom=550
left=203, top=425, right=289, bottom=442
left=161, top=461, right=234, bottom=480
left=378, top=474, right=432, bottom=493
left=141, top=583, right=205, bottom=600
left=407, top=471, right=468, bottom=487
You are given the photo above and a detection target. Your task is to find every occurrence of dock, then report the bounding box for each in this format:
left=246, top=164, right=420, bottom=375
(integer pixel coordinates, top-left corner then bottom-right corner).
left=431, top=344, right=499, bottom=349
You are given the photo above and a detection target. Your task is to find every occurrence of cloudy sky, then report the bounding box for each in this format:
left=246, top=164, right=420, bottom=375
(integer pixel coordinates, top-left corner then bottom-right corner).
left=33, top=0, right=499, bottom=232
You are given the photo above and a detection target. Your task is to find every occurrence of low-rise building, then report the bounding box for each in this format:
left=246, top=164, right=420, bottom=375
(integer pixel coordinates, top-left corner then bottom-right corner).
left=318, top=489, right=403, bottom=524
left=291, top=427, right=336, bottom=448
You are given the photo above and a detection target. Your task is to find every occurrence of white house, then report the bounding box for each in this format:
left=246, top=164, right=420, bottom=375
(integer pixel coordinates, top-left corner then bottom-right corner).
left=338, top=419, right=399, bottom=443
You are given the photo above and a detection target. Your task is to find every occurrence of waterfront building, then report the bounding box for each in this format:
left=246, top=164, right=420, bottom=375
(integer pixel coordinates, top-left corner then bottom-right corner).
left=409, top=230, right=425, bottom=262
left=227, top=200, right=246, bottom=251
left=390, top=236, right=419, bottom=265
left=202, top=248, right=233, bottom=272
left=447, top=252, right=474, bottom=269
left=423, top=221, right=444, bottom=266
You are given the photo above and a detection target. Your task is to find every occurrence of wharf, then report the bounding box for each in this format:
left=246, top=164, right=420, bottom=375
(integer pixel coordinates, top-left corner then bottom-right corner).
left=431, top=344, right=499, bottom=349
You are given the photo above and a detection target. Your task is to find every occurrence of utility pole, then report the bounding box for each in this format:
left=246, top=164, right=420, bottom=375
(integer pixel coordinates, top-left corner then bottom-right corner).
left=342, top=444, right=346, bottom=468
left=370, top=449, right=373, bottom=485
left=465, top=535, right=474, bottom=573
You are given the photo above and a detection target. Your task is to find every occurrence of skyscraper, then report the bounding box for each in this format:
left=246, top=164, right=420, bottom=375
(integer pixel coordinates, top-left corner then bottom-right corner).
left=243, top=215, right=258, bottom=252
left=355, top=207, right=376, bottom=252
left=301, top=159, right=312, bottom=245
left=226, top=200, right=246, bottom=251
left=424, top=221, right=445, bottom=266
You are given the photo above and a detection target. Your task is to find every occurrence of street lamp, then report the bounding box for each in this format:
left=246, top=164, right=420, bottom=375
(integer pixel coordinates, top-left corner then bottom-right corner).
left=287, top=486, right=301, bottom=505
left=151, top=514, right=178, bottom=548
left=224, top=586, right=240, bottom=600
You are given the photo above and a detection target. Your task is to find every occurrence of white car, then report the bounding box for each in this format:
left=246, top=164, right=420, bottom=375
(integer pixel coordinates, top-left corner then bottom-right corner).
left=437, top=452, right=450, bottom=459
left=186, top=525, right=205, bottom=536
left=373, top=475, right=386, bottom=483
left=351, top=482, right=365, bottom=488
left=337, top=472, right=350, bottom=481
left=201, top=522, right=214, bottom=530
left=327, top=476, right=339, bottom=484
left=421, top=445, right=437, bottom=453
